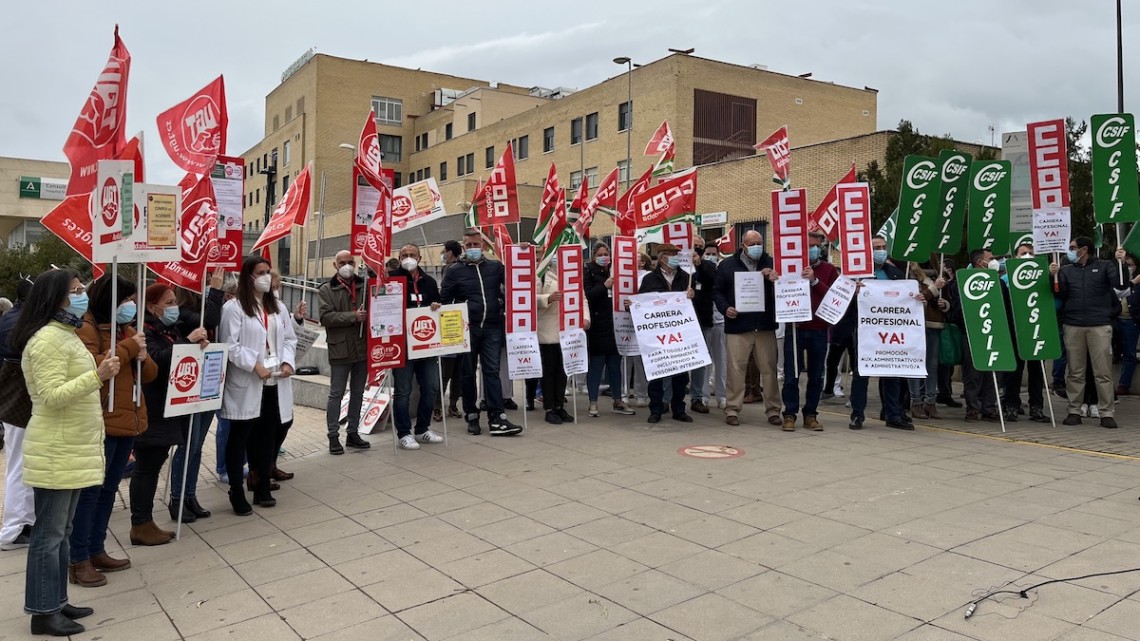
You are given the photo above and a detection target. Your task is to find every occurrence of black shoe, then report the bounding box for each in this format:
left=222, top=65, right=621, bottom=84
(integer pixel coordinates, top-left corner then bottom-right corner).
left=848, top=417, right=864, bottom=430
left=31, top=612, right=84, bottom=636
left=648, top=414, right=662, bottom=424
left=885, top=417, right=915, bottom=430
left=185, top=497, right=211, bottom=518
left=466, top=413, right=482, bottom=435
left=253, top=494, right=276, bottom=508
left=1053, top=387, right=1069, bottom=399
left=489, top=415, right=523, bottom=436
left=673, top=413, right=694, bottom=423
left=346, top=433, right=371, bottom=449
left=229, top=489, right=253, bottom=517
left=60, top=604, right=93, bottom=620
left=504, top=399, right=519, bottom=411
left=526, top=400, right=536, bottom=411
left=168, top=500, right=197, bottom=523
left=555, top=408, right=574, bottom=422
left=936, top=395, right=963, bottom=408
left=691, top=400, right=709, bottom=414
left=1003, top=409, right=1019, bottom=422
left=1062, top=414, right=1082, bottom=426
left=479, top=400, right=488, bottom=412
left=329, top=436, right=345, bottom=455
left=1101, top=417, right=1119, bottom=429
left=981, top=412, right=1001, bottom=423
left=1029, top=409, right=1049, bottom=423
left=545, top=410, right=563, bottom=425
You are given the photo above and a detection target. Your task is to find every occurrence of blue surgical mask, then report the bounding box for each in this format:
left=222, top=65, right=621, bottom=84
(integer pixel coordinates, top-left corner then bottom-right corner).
left=65, top=292, right=89, bottom=318
left=595, top=255, right=611, bottom=267
left=873, top=250, right=889, bottom=265
left=667, top=256, right=681, bottom=268
left=161, top=306, right=181, bottom=326
left=745, top=245, right=763, bottom=259
left=705, top=255, right=718, bottom=265
left=1066, top=249, right=1079, bottom=263
left=809, top=246, right=821, bottom=262
left=115, top=301, right=137, bottom=324
left=465, top=248, right=483, bottom=262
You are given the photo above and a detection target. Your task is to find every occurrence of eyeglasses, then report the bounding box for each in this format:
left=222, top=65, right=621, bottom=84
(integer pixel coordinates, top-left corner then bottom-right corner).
left=69, top=285, right=86, bottom=295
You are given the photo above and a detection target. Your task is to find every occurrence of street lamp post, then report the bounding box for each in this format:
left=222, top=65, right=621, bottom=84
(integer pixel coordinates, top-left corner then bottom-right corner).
left=614, top=57, right=633, bottom=189
left=1116, top=0, right=1129, bottom=273
left=310, top=143, right=357, bottom=282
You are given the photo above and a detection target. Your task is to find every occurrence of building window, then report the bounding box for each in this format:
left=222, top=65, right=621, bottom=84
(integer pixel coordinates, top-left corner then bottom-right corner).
left=415, top=136, right=422, bottom=152
left=485, top=146, right=495, bottom=169
left=692, top=88, right=758, bottom=165
left=282, top=174, right=290, bottom=195
left=440, top=161, right=448, bottom=181
left=445, top=123, right=453, bottom=140
left=467, top=112, right=477, bottom=132
left=424, top=166, right=431, bottom=179
left=418, top=133, right=428, bottom=151
left=618, top=159, right=630, bottom=184
left=586, top=166, right=598, bottom=188
left=618, top=101, right=632, bottom=132
left=457, top=156, right=466, bottom=176
left=465, top=152, right=474, bottom=173
left=569, top=170, right=583, bottom=190
left=571, top=118, right=582, bottom=145
left=543, top=126, right=555, bottom=153
left=379, top=134, right=402, bottom=163
left=255, top=189, right=260, bottom=204
left=283, top=141, right=291, bottom=166
left=372, top=96, right=403, bottom=125
left=586, top=112, right=599, bottom=140
left=513, top=135, right=529, bottom=160
left=271, top=148, right=279, bottom=169
left=391, top=172, right=401, bottom=188
left=415, top=169, right=423, bottom=182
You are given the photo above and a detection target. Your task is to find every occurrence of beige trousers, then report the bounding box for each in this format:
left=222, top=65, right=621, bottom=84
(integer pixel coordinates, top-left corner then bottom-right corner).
left=1064, top=325, right=1114, bottom=417
left=725, top=330, right=781, bottom=420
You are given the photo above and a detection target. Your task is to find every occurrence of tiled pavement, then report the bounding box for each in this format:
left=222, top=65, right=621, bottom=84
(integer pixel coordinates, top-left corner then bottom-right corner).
left=2, top=386, right=1140, bottom=640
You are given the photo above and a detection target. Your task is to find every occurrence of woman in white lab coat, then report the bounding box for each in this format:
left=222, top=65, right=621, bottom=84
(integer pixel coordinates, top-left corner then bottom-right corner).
left=218, top=256, right=297, bottom=515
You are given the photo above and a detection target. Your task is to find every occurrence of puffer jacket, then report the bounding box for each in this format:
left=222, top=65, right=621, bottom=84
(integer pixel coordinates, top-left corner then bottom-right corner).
left=76, top=314, right=159, bottom=438
left=318, top=275, right=369, bottom=365
left=537, top=270, right=591, bottom=344
left=22, top=321, right=105, bottom=489
left=1057, top=257, right=1120, bottom=327
left=439, top=258, right=505, bottom=328
left=137, top=312, right=190, bottom=449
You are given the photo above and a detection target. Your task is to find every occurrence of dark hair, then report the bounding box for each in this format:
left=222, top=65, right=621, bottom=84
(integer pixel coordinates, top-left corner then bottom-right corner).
left=175, top=288, right=201, bottom=311
left=968, top=248, right=990, bottom=267
left=592, top=241, right=610, bottom=257
left=236, top=256, right=276, bottom=317
left=443, top=240, right=462, bottom=258
left=10, top=269, right=78, bottom=354
left=1075, top=236, right=1094, bottom=252
left=88, top=274, right=136, bottom=325
left=15, top=277, right=34, bottom=302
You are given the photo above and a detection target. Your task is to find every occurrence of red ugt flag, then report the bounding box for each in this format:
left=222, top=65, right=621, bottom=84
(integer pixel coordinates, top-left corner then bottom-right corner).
left=150, top=175, right=220, bottom=290
left=355, top=111, right=387, bottom=192
left=41, top=194, right=104, bottom=277
left=363, top=189, right=393, bottom=276
left=254, top=163, right=313, bottom=250
left=64, top=26, right=131, bottom=196
left=156, top=75, right=228, bottom=175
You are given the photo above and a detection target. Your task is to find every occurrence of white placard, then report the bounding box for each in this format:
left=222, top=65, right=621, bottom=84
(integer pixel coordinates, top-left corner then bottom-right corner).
left=613, top=311, right=640, bottom=356
left=506, top=331, right=543, bottom=379
left=164, top=343, right=230, bottom=417
left=93, top=160, right=134, bottom=262
left=392, top=177, right=447, bottom=232
left=733, top=271, right=767, bottom=312
left=817, top=277, right=858, bottom=326
left=1032, top=207, right=1071, bottom=254
left=560, top=328, right=589, bottom=376
left=405, top=303, right=470, bottom=360
left=856, top=280, right=926, bottom=378
left=339, top=374, right=390, bottom=434
left=294, top=324, right=319, bottom=363
left=774, top=278, right=812, bottom=323
left=629, top=292, right=712, bottom=381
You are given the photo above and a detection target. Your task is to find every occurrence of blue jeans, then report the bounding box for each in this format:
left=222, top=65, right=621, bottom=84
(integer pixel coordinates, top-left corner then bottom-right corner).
left=70, top=435, right=133, bottom=563
left=588, top=354, right=623, bottom=402
left=461, top=324, right=504, bottom=419
left=393, top=358, right=440, bottom=437
left=689, top=327, right=714, bottom=402
left=326, top=360, right=368, bottom=437
left=1119, top=320, right=1139, bottom=389
left=781, top=328, right=828, bottom=417
left=170, top=411, right=213, bottom=500
left=25, top=488, right=81, bottom=614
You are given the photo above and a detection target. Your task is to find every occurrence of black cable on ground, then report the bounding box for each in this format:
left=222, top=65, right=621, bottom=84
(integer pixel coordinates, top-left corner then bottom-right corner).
left=965, top=567, right=1140, bottom=619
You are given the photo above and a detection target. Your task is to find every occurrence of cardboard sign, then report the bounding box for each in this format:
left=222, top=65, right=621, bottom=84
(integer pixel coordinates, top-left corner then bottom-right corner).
left=367, top=278, right=407, bottom=379
left=933, top=149, right=973, bottom=253
left=209, top=156, right=245, bottom=270
left=1091, top=113, right=1140, bottom=224
left=392, top=177, right=446, bottom=232
left=892, top=155, right=940, bottom=261
left=836, top=182, right=873, bottom=279
left=628, top=292, right=711, bottom=381
left=967, top=160, right=1013, bottom=256
left=955, top=269, right=1017, bottom=372
left=856, top=280, right=926, bottom=378
left=772, top=189, right=809, bottom=277
left=557, top=246, right=585, bottom=331
left=164, top=343, right=229, bottom=417
left=774, top=278, right=812, bottom=323
left=405, top=303, right=471, bottom=360
left=1032, top=208, right=1071, bottom=254
left=506, top=331, right=542, bottom=379
left=612, top=236, right=639, bottom=312
left=1027, top=119, right=1070, bottom=210
left=560, top=328, right=588, bottom=376
left=118, top=182, right=182, bottom=262
left=1005, top=257, right=1062, bottom=361
left=93, top=160, right=134, bottom=262
left=816, top=277, right=857, bottom=326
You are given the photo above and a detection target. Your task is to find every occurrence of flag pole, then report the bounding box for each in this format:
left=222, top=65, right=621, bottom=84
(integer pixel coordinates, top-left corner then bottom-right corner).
left=437, top=357, right=448, bottom=446
left=1041, top=361, right=1056, bottom=428
left=992, top=373, right=1006, bottom=433
left=107, top=259, right=118, bottom=413
left=135, top=266, right=144, bottom=407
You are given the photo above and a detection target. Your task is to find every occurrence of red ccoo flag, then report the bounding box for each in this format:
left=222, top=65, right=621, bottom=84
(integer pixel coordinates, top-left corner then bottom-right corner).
left=569, top=177, right=589, bottom=213
left=617, top=165, right=654, bottom=236
left=64, top=26, right=131, bottom=196
left=644, top=120, right=674, bottom=156
left=478, top=143, right=520, bottom=225
left=807, top=164, right=857, bottom=241
left=574, top=167, right=620, bottom=238
left=715, top=228, right=736, bottom=258
left=254, top=163, right=313, bottom=250
left=156, top=76, right=227, bottom=175
left=756, top=125, right=791, bottom=188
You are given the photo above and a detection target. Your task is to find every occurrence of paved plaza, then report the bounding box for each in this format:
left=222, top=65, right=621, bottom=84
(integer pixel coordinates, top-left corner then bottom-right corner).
left=2, top=387, right=1140, bottom=640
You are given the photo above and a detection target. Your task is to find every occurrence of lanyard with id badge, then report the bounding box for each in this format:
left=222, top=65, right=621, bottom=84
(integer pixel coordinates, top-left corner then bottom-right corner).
left=261, top=306, right=281, bottom=375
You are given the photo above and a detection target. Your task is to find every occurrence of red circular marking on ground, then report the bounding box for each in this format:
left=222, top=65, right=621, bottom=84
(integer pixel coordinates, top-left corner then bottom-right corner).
left=677, top=445, right=745, bottom=459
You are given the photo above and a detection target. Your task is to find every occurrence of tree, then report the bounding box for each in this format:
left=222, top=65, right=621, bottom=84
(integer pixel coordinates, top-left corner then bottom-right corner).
left=857, top=120, right=958, bottom=232
left=0, top=233, right=95, bottom=297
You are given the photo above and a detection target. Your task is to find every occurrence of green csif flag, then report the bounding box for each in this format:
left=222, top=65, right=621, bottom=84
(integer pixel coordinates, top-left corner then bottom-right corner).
left=955, top=268, right=1017, bottom=372
left=1004, top=257, right=1062, bottom=361
left=933, top=149, right=972, bottom=254
left=967, top=160, right=1012, bottom=256
left=1090, top=113, right=1140, bottom=224
left=891, top=155, right=940, bottom=261
left=876, top=208, right=899, bottom=246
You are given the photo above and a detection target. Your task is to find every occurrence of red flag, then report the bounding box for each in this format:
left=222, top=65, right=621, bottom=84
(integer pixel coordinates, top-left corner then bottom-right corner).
left=644, top=120, right=674, bottom=156
left=756, top=126, right=791, bottom=188
left=116, top=132, right=145, bottom=182
left=617, top=165, right=654, bottom=235
left=478, top=143, right=519, bottom=225
left=355, top=111, right=386, bottom=192
left=534, top=163, right=560, bottom=242
left=253, top=163, right=312, bottom=250
left=546, top=190, right=569, bottom=254
left=836, top=183, right=874, bottom=278
left=149, top=175, right=220, bottom=291
left=569, top=178, right=589, bottom=213
left=505, top=244, right=537, bottom=333
left=64, top=26, right=131, bottom=196
left=363, top=188, right=392, bottom=275
left=41, top=194, right=104, bottom=277
left=715, top=228, right=736, bottom=257
left=808, top=164, right=857, bottom=241
left=612, top=236, right=638, bottom=312
left=574, top=167, right=620, bottom=238
left=492, top=223, right=514, bottom=260
left=632, top=170, right=698, bottom=230
left=156, top=76, right=227, bottom=175
left=261, top=245, right=272, bottom=263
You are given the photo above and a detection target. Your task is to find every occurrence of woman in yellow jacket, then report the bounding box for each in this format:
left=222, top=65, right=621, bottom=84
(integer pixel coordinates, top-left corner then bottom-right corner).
left=10, top=269, right=120, bottom=636
left=69, top=275, right=157, bottom=588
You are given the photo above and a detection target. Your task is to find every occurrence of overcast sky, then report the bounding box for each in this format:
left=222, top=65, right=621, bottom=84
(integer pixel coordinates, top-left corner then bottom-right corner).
left=0, top=0, right=1136, bottom=185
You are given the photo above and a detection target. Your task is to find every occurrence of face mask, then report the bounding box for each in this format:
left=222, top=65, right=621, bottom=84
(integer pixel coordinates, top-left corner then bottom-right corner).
left=987, top=259, right=1000, bottom=271
left=1066, top=250, right=1079, bottom=263
left=667, top=256, right=681, bottom=268
left=809, top=246, right=821, bottom=262
left=746, top=245, right=763, bottom=259
left=873, top=250, right=888, bottom=265
left=115, top=301, right=136, bottom=324
left=1019, top=253, right=1034, bottom=259
left=694, top=248, right=705, bottom=256
left=338, top=264, right=355, bottom=279
left=595, top=255, right=611, bottom=267
left=465, top=248, right=483, bottom=262
left=161, top=305, right=181, bottom=326
left=401, top=257, right=419, bottom=272
left=66, top=292, right=89, bottom=317
left=705, top=255, right=718, bottom=265
left=254, top=274, right=272, bottom=293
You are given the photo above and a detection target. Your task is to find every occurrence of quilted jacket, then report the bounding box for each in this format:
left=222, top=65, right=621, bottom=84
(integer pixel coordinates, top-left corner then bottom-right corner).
left=22, top=321, right=106, bottom=489
left=76, top=314, right=158, bottom=438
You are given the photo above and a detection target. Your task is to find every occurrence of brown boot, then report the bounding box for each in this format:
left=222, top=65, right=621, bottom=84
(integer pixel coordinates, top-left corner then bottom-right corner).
left=129, top=521, right=173, bottom=546
left=90, top=551, right=131, bottom=572
left=910, top=402, right=928, bottom=419
left=68, top=560, right=107, bottom=587
left=924, top=402, right=941, bottom=419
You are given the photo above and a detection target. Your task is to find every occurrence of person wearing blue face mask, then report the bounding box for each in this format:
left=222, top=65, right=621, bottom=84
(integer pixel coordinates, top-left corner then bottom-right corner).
left=638, top=243, right=696, bottom=423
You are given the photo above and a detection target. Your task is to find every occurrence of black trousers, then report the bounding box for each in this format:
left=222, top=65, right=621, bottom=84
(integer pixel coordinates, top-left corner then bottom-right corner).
left=539, top=343, right=566, bottom=411
left=824, top=340, right=855, bottom=392
left=227, top=386, right=281, bottom=499
left=129, top=445, right=170, bottom=526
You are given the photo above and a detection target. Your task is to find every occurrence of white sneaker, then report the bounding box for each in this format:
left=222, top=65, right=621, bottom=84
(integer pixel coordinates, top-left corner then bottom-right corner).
left=588, top=403, right=599, bottom=417
left=717, top=398, right=727, bottom=409
left=1089, top=405, right=1101, bottom=418
left=398, top=435, right=421, bottom=450
left=1080, top=404, right=1090, bottom=417
left=415, top=430, right=444, bottom=444
left=635, top=397, right=649, bottom=407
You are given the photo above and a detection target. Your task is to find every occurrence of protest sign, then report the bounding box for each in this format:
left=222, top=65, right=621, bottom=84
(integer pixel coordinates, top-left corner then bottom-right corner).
left=1091, top=113, right=1140, bottom=224
left=933, top=149, right=973, bottom=254
left=816, top=277, right=857, bottom=326
left=505, top=244, right=542, bottom=379
left=392, top=177, right=446, bottom=232
left=121, top=182, right=182, bottom=263
left=836, top=182, right=874, bottom=278
left=774, top=278, right=812, bottom=323
left=294, top=323, right=319, bottom=364
left=406, top=303, right=471, bottom=360
left=628, top=292, right=711, bottom=381
left=612, top=236, right=638, bottom=312
left=1005, top=257, right=1062, bottom=361
left=856, top=280, right=926, bottom=378
left=734, top=272, right=767, bottom=312
left=367, top=278, right=406, bottom=380
left=164, top=343, right=229, bottom=417
left=955, top=269, right=1017, bottom=371
left=560, top=328, right=589, bottom=376
left=892, top=155, right=940, bottom=261
left=772, top=188, right=808, bottom=277
left=93, top=160, right=134, bottom=262
left=1032, top=208, right=1071, bottom=254
left=1027, top=119, right=1070, bottom=210
left=967, top=160, right=1012, bottom=256
left=557, top=246, right=585, bottom=331
left=209, top=156, right=244, bottom=270
left=613, top=311, right=639, bottom=356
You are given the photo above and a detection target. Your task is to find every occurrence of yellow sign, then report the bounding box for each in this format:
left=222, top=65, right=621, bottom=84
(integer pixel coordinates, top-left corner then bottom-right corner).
left=147, top=192, right=178, bottom=248
left=408, top=181, right=435, bottom=216
left=440, top=310, right=464, bottom=345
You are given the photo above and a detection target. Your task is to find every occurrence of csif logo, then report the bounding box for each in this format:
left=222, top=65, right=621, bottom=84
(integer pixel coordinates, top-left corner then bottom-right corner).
left=941, top=155, right=969, bottom=183
left=1096, top=115, right=1130, bottom=148
left=906, top=160, right=938, bottom=189
left=973, top=163, right=1007, bottom=191
left=962, top=272, right=997, bottom=301
left=1010, top=261, right=1044, bottom=291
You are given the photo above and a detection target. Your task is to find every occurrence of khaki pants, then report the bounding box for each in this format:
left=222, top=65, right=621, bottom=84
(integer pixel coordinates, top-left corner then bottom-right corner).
left=725, top=330, right=781, bottom=420
left=1064, top=324, right=1114, bottom=418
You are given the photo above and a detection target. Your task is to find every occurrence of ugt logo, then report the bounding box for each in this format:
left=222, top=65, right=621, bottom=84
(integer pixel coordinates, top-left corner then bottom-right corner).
left=172, top=356, right=199, bottom=392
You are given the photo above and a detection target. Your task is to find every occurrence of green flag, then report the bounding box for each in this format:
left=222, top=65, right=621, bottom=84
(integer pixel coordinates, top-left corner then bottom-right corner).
left=876, top=208, right=898, bottom=246
left=967, top=160, right=1012, bottom=256
left=1091, top=113, right=1140, bottom=224
left=1005, top=257, right=1062, bottom=361
left=892, top=155, right=940, bottom=261
left=955, top=268, right=1017, bottom=371
left=933, top=149, right=972, bottom=254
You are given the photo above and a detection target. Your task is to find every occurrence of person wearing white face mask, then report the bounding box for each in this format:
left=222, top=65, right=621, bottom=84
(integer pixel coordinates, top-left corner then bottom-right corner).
left=638, top=244, right=696, bottom=423
left=388, top=245, right=444, bottom=449
left=317, top=250, right=372, bottom=454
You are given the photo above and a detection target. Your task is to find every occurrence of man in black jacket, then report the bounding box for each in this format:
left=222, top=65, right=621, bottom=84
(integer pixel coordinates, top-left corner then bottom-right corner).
left=688, top=244, right=717, bottom=414
left=390, top=244, right=445, bottom=449
left=638, top=243, right=695, bottom=423
left=0, top=278, right=34, bottom=550
left=437, top=229, right=522, bottom=436
left=1051, top=236, right=1120, bottom=427
left=713, top=230, right=781, bottom=427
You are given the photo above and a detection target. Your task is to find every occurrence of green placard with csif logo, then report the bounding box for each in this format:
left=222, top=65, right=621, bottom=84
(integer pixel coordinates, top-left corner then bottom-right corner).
left=891, top=155, right=940, bottom=261
left=1090, top=113, right=1140, bottom=224
left=1004, top=257, right=1062, bottom=361
left=933, top=149, right=972, bottom=254
left=955, top=268, right=1017, bottom=372
left=967, top=160, right=1012, bottom=256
